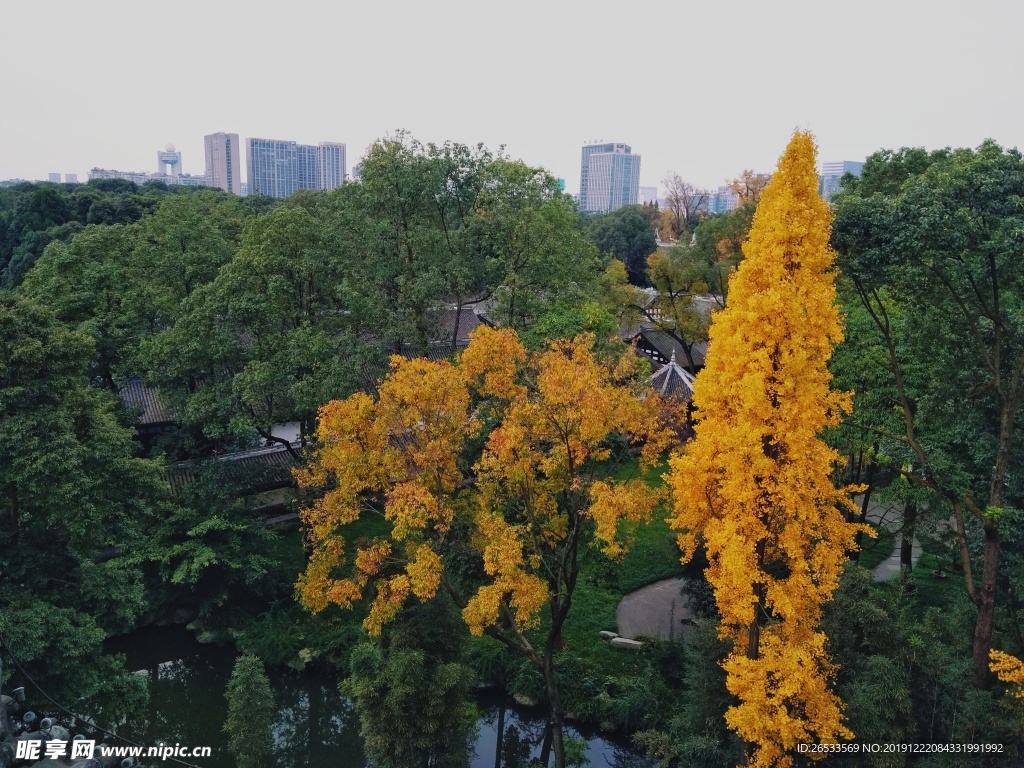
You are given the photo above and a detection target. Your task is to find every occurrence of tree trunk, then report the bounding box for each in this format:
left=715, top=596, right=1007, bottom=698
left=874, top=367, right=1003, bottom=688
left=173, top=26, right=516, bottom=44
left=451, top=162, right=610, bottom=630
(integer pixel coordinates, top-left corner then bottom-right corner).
left=971, top=524, right=1001, bottom=688
left=451, top=297, right=464, bottom=354
left=541, top=656, right=566, bottom=768
left=851, top=453, right=877, bottom=562
left=900, top=499, right=917, bottom=572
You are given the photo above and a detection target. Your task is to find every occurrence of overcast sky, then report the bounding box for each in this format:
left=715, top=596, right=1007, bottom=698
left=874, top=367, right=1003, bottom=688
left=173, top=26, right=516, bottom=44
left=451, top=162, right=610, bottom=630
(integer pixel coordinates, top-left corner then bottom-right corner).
left=2, top=0, right=1021, bottom=194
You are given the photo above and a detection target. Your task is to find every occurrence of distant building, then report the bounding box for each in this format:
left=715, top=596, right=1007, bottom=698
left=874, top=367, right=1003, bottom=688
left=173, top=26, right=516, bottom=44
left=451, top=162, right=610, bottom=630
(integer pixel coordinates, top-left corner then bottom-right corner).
left=579, top=142, right=641, bottom=213
left=175, top=175, right=207, bottom=187
left=246, top=138, right=347, bottom=198
left=317, top=142, right=346, bottom=189
left=204, top=132, right=242, bottom=194
left=156, top=144, right=182, bottom=179
left=639, top=186, right=658, bottom=205
left=65, top=173, right=78, bottom=184
left=48, top=173, right=61, bottom=183
left=351, top=163, right=362, bottom=182
left=88, top=167, right=206, bottom=187
left=0, top=179, right=29, bottom=187
left=708, top=185, right=740, bottom=214
left=240, top=182, right=249, bottom=197
left=819, top=160, right=864, bottom=201
left=88, top=168, right=151, bottom=185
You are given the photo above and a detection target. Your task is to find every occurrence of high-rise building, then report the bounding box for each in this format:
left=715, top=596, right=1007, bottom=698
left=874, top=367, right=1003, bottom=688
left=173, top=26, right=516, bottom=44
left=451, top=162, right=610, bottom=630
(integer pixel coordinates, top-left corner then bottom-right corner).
left=65, top=173, right=78, bottom=184
left=246, top=138, right=347, bottom=198
left=819, top=160, right=864, bottom=202
left=48, top=173, right=61, bottom=183
left=317, top=143, right=346, bottom=190
left=578, top=142, right=641, bottom=213
left=204, top=132, right=242, bottom=194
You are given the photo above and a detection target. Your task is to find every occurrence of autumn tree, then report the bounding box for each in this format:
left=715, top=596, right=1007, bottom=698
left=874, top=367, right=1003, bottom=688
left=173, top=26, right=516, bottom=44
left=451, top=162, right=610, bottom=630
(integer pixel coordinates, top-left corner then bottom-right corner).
left=666, top=131, right=865, bottom=767
left=662, top=173, right=710, bottom=238
left=297, top=326, right=673, bottom=768
left=728, top=169, right=771, bottom=207
left=990, top=650, right=1024, bottom=699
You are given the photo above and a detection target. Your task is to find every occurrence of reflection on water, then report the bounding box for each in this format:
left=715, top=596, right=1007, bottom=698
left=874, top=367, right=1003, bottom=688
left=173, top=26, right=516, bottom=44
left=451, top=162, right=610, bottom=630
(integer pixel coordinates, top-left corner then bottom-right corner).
left=105, top=626, right=654, bottom=768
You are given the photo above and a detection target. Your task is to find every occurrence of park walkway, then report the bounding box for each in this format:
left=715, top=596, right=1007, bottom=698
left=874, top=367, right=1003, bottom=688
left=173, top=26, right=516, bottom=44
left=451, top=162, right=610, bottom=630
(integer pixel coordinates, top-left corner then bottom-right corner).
left=614, top=499, right=922, bottom=641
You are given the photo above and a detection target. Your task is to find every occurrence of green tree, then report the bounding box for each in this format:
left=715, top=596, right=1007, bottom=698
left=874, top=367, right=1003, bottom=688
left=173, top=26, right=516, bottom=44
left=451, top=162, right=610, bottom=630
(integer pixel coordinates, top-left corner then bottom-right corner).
left=224, top=655, right=276, bottom=768
left=145, top=204, right=369, bottom=453
left=0, top=293, right=154, bottom=713
left=586, top=204, right=658, bottom=285
left=346, top=598, right=475, bottom=768
left=832, top=141, right=1024, bottom=688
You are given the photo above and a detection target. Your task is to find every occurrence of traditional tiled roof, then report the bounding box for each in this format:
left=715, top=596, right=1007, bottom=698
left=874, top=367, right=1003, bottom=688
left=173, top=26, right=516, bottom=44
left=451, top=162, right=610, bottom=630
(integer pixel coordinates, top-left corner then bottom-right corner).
left=435, top=307, right=487, bottom=346
left=119, top=377, right=177, bottom=426
left=650, top=350, right=696, bottom=400
left=634, top=328, right=707, bottom=370
left=163, top=443, right=299, bottom=497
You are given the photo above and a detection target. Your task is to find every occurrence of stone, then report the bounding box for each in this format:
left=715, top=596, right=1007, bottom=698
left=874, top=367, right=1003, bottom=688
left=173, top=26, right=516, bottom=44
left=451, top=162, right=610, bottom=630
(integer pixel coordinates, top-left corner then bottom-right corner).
left=610, top=637, right=643, bottom=650
left=598, top=631, right=619, bottom=640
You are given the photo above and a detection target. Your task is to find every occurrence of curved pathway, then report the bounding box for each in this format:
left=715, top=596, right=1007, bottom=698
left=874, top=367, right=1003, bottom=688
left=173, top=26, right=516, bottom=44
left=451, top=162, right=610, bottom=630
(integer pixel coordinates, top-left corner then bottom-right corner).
left=616, top=578, right=690, bottom=641
left=862, top=497, right=922, bottom=582
left=614, top=500, right=926, bottom=641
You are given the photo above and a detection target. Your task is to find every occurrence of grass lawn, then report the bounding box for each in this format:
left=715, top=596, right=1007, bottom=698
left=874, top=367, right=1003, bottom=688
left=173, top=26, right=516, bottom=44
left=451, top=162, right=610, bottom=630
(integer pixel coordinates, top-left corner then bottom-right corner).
left=557, top=452, right=685, bottom=676
left=855, top=524, right=897, bottom=571
left=906, top=551, right=967, bottom=614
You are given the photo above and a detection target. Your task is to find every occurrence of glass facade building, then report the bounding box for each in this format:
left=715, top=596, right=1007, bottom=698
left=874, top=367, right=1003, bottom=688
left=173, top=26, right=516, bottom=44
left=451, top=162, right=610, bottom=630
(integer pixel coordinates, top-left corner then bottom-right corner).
left=246, top=138, right=347, bottom=198
left=819, top=160, right=864, bottom=202
left=579, top=142, right=641, bottom=213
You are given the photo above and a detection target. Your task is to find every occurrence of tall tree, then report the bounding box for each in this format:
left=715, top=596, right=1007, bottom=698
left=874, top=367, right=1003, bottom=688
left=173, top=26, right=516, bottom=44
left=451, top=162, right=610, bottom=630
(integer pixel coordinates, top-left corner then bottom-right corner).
left=662, top=173, right=709, bottom=238
left=297, top=327, right=674, bottom=768
left=145, top=204, right=368, bottom=453
left=667, top=132, right=865, bottom=766
left=0, top=293, right=154, bottom=714
left=346, top=598, right=475, bottom=768
left=832, top=141, right=1024, bottom=688
left=727, top=169, right=771, bottom=207
left=585, top=205, right=658, bottom=286
left=224, top=655, right=276, bottom=768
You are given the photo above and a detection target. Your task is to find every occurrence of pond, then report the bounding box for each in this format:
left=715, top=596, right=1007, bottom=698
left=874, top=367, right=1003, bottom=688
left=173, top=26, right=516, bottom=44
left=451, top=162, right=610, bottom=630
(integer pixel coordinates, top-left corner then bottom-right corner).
left=104, top=625, right=653, bottom=767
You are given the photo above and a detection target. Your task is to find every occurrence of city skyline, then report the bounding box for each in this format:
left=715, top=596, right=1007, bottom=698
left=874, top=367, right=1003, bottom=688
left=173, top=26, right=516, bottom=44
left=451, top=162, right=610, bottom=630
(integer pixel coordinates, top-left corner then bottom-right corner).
left=2, top=1, right=1022, bottom=193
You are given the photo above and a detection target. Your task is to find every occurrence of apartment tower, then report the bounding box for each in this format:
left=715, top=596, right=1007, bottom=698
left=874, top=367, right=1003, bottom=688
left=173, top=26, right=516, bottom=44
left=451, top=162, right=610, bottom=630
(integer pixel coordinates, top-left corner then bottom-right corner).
left=204, top=133, right=242, bottom=194
left=246, top=138, right=347, bottom=198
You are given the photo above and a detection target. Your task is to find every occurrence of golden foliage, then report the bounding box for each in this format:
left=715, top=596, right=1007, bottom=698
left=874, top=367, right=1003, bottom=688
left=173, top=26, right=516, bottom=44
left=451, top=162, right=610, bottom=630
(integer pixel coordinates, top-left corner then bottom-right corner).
left=728, top=169, right=771, bottom=206
left=667, top=131, right=866, bottom=766
left=991, top=650, right=1024, bottom=699
left=298, top=328, right=676, bottom=638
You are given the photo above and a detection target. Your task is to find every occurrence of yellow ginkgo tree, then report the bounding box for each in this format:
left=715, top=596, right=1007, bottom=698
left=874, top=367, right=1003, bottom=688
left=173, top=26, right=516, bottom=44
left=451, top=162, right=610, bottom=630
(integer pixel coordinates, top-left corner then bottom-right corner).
left=297, top=326, right=674, bottom=768
left=666, top=131, right=868, bottom=767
